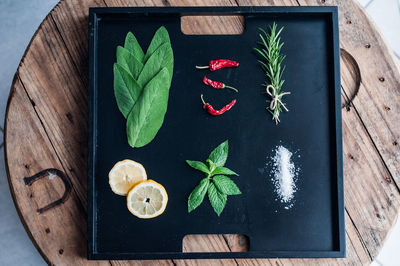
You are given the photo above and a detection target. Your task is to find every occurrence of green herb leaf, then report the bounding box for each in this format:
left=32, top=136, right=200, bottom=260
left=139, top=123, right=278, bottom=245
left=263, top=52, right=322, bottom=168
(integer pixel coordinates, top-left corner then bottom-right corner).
left=255, top=22, right=288, bottom=124
left=144, top=26, right=171, bottom=62
left=213, top=175, right=241, bottom=195
left=116, top=46, right=144, bottom=79
left=137, top=42, right=173, bottom=88
left=208, top=140, right=229, bottom=167
left=114, top=27, right=174, bottom=148
left=126, top=68, right=170, bottom=148
left=186, top=160, right=210, bottom=174
left=124, top=32, right=144, bottom=62
left=211, top=167, right=238, bottom=176
left=113, top=63, right=142, bottom=118
left=208, top=183, right=227, bottom=216
left=188, top=178, right=210, bottom=212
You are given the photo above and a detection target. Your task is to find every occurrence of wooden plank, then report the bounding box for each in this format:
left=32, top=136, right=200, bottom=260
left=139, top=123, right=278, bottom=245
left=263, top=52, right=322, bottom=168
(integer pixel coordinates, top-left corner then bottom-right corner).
left=50, top=0, right=105, bottom=83
left=17, top=5, right=89, bottom=210
left=5, top=77, right=106, bottom=266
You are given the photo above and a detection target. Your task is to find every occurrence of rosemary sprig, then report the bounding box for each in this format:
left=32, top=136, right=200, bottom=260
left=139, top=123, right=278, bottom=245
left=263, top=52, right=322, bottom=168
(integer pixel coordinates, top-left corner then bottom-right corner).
left=254, top=22, right=290, bottom=124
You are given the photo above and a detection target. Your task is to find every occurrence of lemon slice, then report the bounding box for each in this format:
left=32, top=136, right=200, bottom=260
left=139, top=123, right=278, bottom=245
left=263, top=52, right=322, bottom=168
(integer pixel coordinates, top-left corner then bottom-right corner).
left=127, top=180, right=168, bottom=219
left=109, top=159, right=147, bottom=196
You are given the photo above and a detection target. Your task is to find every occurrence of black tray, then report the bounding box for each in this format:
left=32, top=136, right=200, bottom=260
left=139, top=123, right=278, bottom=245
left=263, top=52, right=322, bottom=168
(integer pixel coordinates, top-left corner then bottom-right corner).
left=88, top=6, right=344, bottom=260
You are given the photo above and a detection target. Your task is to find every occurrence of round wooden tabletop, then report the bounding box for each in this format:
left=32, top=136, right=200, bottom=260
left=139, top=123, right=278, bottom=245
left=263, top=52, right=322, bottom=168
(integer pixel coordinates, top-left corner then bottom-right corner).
left=5, top=0, right=400, bottom=265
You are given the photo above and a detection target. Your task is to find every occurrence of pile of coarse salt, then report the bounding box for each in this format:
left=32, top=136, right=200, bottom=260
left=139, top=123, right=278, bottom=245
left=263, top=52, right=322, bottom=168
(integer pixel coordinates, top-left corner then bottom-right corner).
left=271, top=145, right=298, bottom=209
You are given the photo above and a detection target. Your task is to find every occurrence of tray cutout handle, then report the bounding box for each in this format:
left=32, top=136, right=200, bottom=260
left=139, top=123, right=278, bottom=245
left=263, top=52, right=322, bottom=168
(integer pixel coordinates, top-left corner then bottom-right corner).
left=181, top=16, right=244, bottom=35
left=183, top=234, right=249, bottom=252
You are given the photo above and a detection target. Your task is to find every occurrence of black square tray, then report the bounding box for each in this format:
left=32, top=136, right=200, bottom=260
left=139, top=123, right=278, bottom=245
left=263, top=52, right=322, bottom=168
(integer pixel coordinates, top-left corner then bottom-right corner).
left=88, top=6, right=344, bottom=260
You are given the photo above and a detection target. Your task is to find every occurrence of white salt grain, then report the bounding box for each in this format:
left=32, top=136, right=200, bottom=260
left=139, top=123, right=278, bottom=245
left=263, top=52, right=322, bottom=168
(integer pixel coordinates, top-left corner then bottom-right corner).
left=271, top=145, right=298, bottom=208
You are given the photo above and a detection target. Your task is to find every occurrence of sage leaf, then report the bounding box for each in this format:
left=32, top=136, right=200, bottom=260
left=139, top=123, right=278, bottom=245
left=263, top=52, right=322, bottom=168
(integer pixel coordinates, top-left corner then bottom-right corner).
left=186, top=160, right=210, bottom=174
left=208, top=140, right=229, bottom=168
left=137, top=42, right=173, bottom=88
left=208, top=183, right=227, bottom=216
left=144, top=26, right=170, bottom=62
left=188, top=178, right=210, bottom=213
left=116, top=46, right=144, bottom=79
left=211, top=166, right=238, bottom=176
left=113, top=63, right=142, bottom=118
left=114, top=27, right=174, bottom=148
left=126, top=68, right=170, bottom=148
left=124, top=32, right=144, bottom=62
left=213, top=175, right=241, bottom=195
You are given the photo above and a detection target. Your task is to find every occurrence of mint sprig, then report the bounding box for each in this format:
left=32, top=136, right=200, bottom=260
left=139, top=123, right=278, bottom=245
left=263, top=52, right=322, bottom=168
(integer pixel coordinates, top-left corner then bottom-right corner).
left=186, top=140, right=241, bottom=216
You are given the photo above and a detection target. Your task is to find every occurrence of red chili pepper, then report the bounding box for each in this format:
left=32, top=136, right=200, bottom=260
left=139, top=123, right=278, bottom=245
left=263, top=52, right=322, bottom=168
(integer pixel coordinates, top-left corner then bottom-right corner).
left=196, top=59, right=239, bottom=71
left=203, top=76, right=238, bottom=92
left=200, top=94, right=236, bottom=116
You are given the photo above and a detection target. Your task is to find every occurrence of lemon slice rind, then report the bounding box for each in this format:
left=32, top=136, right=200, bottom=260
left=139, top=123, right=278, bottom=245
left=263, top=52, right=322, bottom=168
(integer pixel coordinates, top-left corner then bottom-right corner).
left=126, top=180, right=168, bottom=219
left=108, top=159, right=147, bottom=196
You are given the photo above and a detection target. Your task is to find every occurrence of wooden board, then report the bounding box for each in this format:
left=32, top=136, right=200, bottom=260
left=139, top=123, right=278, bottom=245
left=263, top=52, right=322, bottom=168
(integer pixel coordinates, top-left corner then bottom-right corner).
left=4, top=0, right=400, bottom=265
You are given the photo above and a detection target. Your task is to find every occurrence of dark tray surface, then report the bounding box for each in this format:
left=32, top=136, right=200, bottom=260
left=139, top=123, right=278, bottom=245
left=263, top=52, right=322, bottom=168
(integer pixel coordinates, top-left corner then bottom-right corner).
left=88, top=6, right=344, bottom=260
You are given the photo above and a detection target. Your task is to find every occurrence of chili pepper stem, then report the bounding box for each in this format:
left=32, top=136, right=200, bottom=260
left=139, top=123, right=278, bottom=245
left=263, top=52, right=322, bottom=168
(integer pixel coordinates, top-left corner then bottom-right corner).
left=195, top=66, right=210, bottom=69
left=200, top=94, right=207, bottom=106
left=223, top=84, right=239, bottom=92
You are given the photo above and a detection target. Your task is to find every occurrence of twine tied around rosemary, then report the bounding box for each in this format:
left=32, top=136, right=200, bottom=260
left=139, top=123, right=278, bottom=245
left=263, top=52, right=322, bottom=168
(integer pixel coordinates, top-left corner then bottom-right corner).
left=265, top=85, right=291, bottom=124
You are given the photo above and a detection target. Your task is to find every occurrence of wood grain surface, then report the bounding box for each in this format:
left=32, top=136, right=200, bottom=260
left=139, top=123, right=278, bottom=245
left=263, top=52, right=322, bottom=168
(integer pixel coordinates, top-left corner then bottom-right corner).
left=4, top=0, right=400, bottom=265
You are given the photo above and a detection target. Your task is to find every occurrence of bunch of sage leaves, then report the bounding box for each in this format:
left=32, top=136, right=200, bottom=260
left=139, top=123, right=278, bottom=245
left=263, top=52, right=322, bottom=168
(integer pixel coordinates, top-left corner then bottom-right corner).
left=114, top=27, right=174, bottom=148
left=187, top=140, right=241, bottom=216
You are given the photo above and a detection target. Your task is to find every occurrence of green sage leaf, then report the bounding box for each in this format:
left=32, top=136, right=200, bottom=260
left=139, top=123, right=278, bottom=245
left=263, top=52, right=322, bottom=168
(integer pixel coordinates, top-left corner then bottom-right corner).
left=116, top=46, right=144, bottom=79
left=208, top=182, right=227, bottom=216
left=186, top=160, right=210, bottom=174
left=114, top=27, right=174, bottom=148
left=113, top=63, right=142, bottom=118
left=124, top=32, right=144, bottom=62
left=126, top=68, right=170, bottom=148
left=188, top=178, right=210, bottom=213
left=208, top=140, right=229, bottom=168
left=137, top=42, right=173, bottom=88
left=213, top=175, right=241, bottom=195
left=144, top=26, right=170, bottom=62
left=211, top=166, right=238, bottom=176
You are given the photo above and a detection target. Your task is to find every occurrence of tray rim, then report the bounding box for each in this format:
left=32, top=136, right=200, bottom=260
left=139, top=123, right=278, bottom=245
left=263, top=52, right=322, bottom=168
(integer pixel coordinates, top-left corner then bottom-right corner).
left=88, top=6, right=344, bottom=260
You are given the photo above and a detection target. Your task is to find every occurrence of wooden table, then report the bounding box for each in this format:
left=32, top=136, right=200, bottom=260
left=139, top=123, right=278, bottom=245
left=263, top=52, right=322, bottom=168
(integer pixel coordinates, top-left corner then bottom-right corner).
left=5, top=0, right=400, bottom=265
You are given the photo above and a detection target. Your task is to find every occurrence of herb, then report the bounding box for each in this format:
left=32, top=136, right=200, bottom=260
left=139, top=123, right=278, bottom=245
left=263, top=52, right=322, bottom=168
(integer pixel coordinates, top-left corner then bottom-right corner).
left=187, top=140, right=241, bottom=216
left=114, top=27, right=174, bottom=148
left=254, top=22, right=290, bottom=124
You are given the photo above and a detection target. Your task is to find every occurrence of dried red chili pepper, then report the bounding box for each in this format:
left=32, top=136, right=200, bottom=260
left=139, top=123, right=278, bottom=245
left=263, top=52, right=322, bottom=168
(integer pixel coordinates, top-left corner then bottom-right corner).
left=196, top=59, right=239, bottom=71
left=203, top=76, right=238, bottom=92
left=200, top=94, right=236, bottom=116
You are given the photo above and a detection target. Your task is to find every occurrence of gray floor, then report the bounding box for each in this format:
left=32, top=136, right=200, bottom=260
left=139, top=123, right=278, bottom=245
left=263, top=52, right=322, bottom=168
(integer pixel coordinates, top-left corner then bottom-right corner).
left=0, top=0, right=399, bottom=265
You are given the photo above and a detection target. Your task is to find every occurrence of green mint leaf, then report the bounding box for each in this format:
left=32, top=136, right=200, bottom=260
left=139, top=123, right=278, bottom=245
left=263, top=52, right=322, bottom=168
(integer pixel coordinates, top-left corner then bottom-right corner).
left=208, top=183, right=227, bottom=216
left=213, top=175, right=241, bottom=195
left=186, top=160, right=210, bottom=174
left=137, top=42, right=173, bottom=88
left=144, top=26, right=170, bottom=62
left=124, top=32, right=144, bottom=62
left=113, top=63, right=142, bottom=118
left=211, top=167, right=238, bottom=176
left=188, top=178, right=210, bottom=212
left=116, top=46, right=144, bottom=79
left=206, top=159, right=216, bottom=173
left=208, top=140, right=229, bottom=167
left=126, top=68, right=170, bottom=148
